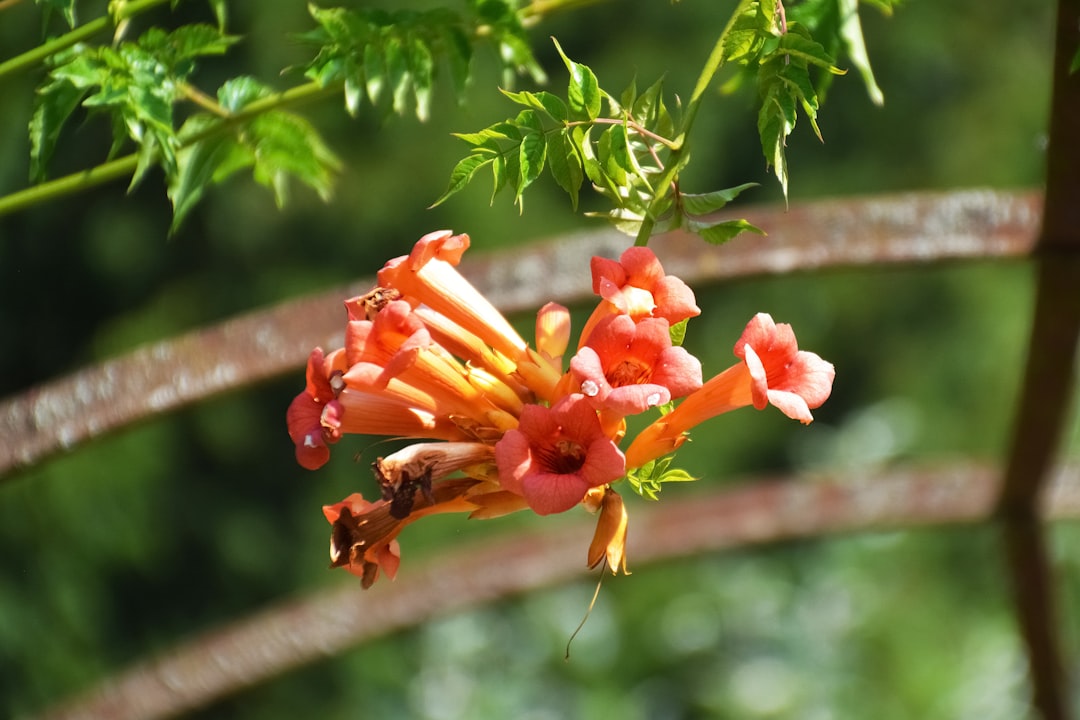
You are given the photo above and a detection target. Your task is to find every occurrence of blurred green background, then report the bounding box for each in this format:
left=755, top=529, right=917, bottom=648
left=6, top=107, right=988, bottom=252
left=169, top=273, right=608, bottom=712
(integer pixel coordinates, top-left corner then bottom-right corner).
left=2, top=0, right=1076, bottom=717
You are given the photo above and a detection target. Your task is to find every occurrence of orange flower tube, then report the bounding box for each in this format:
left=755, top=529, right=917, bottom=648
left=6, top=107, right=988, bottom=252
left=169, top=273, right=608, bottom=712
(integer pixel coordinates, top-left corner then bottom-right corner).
left=625, top=313, right=834, bottom=468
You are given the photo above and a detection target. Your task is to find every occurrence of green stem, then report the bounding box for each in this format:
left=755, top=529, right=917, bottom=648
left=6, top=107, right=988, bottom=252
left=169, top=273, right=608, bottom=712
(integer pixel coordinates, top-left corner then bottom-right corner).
left=0, top=156, right=138, bottom=216
left=0, top=80, right=340, bottom=219
left=581, top=118, right=679, bottom=150
left=633, top=0, right=753, bottom=246
left=0, top=0, right=171, bottom=80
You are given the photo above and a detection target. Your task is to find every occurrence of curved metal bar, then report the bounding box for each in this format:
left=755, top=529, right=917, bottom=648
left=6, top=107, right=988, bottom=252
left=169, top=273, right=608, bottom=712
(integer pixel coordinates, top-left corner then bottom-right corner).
left=31, top=462, right=1080, bottom=720
left=0, top=189, right=1041, bottom=479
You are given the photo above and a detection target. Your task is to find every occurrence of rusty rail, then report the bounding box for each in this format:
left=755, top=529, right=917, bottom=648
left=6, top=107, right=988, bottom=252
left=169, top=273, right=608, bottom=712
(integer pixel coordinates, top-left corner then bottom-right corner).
left=32, top=462, right=1080, bottom=720
left=0, top=189, right=1041, bottom=479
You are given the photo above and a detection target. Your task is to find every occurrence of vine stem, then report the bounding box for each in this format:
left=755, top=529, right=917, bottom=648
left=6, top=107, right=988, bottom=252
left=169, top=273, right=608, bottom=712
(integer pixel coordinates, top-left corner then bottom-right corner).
left=0, top=80, right=339, bottom=219
left=581, top=118, right=678, bottom=149
left=634, top=0, right=753, bottom=246
left=0, top=0, right=171, bottom=80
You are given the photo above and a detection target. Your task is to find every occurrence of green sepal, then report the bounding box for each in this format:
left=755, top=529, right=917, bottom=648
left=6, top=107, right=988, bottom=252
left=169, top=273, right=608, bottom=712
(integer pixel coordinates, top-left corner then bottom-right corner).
left=669, top=318, right=688, bottom=347
left=626, top=456, right=698, bottom=501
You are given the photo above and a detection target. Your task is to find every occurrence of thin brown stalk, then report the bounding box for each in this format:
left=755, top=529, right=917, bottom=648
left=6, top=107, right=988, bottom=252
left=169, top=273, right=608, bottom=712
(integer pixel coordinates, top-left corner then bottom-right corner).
left=994, top=2, right=1080, bottom=718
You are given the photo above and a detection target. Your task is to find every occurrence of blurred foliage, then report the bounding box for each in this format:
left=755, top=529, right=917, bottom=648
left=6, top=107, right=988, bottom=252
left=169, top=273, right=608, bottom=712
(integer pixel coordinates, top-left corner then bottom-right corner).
left=1, top=0, right=1075, bottom=719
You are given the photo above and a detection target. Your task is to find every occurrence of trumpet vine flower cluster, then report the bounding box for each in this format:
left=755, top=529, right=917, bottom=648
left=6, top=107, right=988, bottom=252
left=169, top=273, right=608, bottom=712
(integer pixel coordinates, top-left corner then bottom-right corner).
left=287, top=231, right=835, bottom=587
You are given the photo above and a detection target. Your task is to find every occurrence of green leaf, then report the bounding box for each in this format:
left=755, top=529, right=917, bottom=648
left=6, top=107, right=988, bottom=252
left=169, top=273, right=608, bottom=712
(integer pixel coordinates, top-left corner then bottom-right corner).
left=577, top=125, right=624, bottom=205
left=363, top=43, right=386, bottom=105
left=29, top=77, right=87, bottom=181
left=679, top=182, right=759, bottom=215
left=430, top=153, right=493, bottom=207
left=441, top=25, right=472, bottom=95
left=49, top=52, right=108, bottom=90
left=837, top=0, right=884, bottom=105
left=130, top=133, right=162, bottom=191
left=306, top=5, right=358, bottom=44
left=407, top=35, right=435, bottom=121
left=157, top=24, right=240, bottom=64
left=669, top=318, right=688, bottom=347
left=168, top=118, right=253, bottom=233
left=216, top=76, right=273, bottom=113
left=500, top=89, right=569, bottom=123
left=453, top=121, right=521, bottom=146
left=471, top=0, right=544, bottom=85
left=597, top=124, right=629, bottom=187
left=586, top=207, right=648, bottom=237
left=337, top=57, right=361, bottom=116
left=720, top=4, right=770, bottom=64
left=516, top=110, right=546, bottom=207
left=553, top=38, right=600, bottom=121
left=626, top=456, right=698, bottom=500
left=493, top=31, right=546, bottom=86
left=617, top=122, right=655, bottom=191
left=298, top=2, right=545, bottom=120
left=687, top=217, right=766, bottom=245
left=758, top=44, right=821, bottom=200
left=546, top=130, right=584, bottom=210
left=632, top=77, right=674, bottom=141
left=619, top=75, right=638, bottom=115
left=207, top=0, right=228, bottom=30
left=35, top=23, right=245, bottom=190
left=384, top=35, right=410, bottom=116
left=757, top=91, right=792, bottom=197
left=35, top=0, right=76, bottom=28
left=861, top=0, right=899, bottom=16
left=774, top=28, right=842, bottom=72
left=248, top=111, right=342, bottom=207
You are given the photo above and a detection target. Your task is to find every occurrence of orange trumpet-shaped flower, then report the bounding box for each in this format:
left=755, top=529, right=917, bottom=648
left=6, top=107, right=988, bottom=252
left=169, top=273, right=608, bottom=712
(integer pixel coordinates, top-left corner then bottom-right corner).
left=625, top=313, right=835, bottom=468
left=291, top=229, right=836, bottom=590
left=495, top=394, right=626, bottom=515
left=326, top=474, right=486, bottom=587
left=378, top=232, right=563, bottom=401
left=324, top=493, right=403, bottom=588
left=378, top=230, right=528, bottom=362
left=287, top=347, right=348, bottom=470
left=343, top=323, right=519, bottom=432
left=579, top=246, right=701, bottom=347
left=736, top=312, right=835, bottom=420
left=332, top=387, right=471, bottom=442
left=569, top=314, right=702, bottom=418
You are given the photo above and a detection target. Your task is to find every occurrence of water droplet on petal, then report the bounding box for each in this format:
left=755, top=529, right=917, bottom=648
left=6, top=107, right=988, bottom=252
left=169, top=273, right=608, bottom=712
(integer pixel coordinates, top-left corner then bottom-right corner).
left=581, top=380, right=599, bottom=397
left=646, top=392, right=662, bottom=406
left=330, top=372, right=346, bottom=395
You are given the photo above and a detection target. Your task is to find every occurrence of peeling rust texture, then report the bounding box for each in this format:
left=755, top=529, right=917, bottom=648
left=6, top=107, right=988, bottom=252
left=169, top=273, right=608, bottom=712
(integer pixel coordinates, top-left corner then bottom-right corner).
left=0, top=290, right=362, bottom=478
left=0, top=189, right=1041, bottom=479
left=650, top=187, right=1042, bottom=284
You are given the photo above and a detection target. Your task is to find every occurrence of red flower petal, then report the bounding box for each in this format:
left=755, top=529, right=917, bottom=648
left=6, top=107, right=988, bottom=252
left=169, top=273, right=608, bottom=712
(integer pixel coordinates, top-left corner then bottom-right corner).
left=494, top=395, right=625, bottom=515
left=570, top=315, right=701, bottom=417
left=589, top=247, right=701, bottom=324
left=736, top=313, right=835, bottom=423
